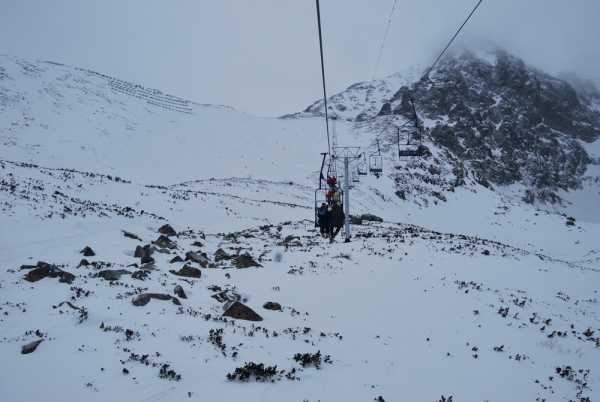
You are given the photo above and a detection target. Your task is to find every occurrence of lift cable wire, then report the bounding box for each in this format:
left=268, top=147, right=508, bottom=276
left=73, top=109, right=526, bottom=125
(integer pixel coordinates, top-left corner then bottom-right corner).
left=316, top=0, right=331, bottom=157
left=423, top=0, right=483, bottom=80
left=372, top=0, right=397, bottom=81
left=362, top=0, right=483, bottom=155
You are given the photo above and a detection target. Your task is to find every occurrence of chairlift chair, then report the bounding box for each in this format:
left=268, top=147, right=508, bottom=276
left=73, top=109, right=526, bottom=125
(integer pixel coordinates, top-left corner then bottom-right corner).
left=369, top=140, right=383, bottom=174
left=398, top=99, right=423, bottom=157
left=357, top=159, right=367, bottom=176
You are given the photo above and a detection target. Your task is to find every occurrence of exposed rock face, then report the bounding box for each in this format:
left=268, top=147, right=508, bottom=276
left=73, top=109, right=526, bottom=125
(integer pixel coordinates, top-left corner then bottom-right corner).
left=21, top=339, right=44, bottom=354
left=80, top=246, right=95, bottom=257
left=131, top=293, right=181, bottom=307
left=361, top=214, right=383, bottom=222
left=306, top=48, right=600, bottom=205
left=222, top=301, right=263, bottom=321
left=158, top=224, right=177, bottom=237
left=24, top=263, right=75, bottom=284
left=97, top=269, right=132, bottom=281
left=234, top=252, right=261, bottom=269
left=169, top=264, right=201, bottom=278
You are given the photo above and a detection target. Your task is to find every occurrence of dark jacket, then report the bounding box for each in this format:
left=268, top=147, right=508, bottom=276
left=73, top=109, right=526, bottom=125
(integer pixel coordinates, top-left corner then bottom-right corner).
left=317, top=205, right=329, bottom=227
left=329, top=204, right=344, bottom=227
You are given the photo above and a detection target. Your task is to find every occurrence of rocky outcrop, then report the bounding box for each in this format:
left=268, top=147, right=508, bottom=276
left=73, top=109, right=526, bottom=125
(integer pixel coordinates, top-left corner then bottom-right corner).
left=174, top=285, right=187, bottom=299
left=97, top=269, right=132, bottom=281
left=222, top=301, right=263, bottom=321
left=153, top=235, right=177, bottom=250
left=131, top=270, right=149, bottom=280
left=80, top=246, right=95, bottom=257
left=185, top=251, right=209, bottom=268
left=158, top=224, right=177, bottom=237
left=263, top=302, right=282, bottom=311
left=214, top=248, right=233, bottom=262
left=23, top=263, right=75, bottom=284
left=169, top=264, right=201, bottom=278
left=361, top=214, right=383, bottom=222
left=234, top=253, right=261, bottom=269
left=21, top=339, right=44, bottom=354
left=134, top=244, right=155, bottom=264
left=122, top=230, right=139, bottom=240
left=131, top=293, right=181, bottom=307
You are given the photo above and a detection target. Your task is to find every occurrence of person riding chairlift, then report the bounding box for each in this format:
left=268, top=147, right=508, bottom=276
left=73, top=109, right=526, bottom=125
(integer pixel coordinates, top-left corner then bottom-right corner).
left=327, top=175, right=337, bottom=188
left=326, top=188, right=333, bottom=205
left=332, top=187, right=340, bottom=203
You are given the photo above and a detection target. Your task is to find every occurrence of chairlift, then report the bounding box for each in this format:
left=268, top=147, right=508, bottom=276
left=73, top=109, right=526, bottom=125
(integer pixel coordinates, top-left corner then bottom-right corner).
left=369, top=140, right=383, bottom=174
left=352, top=170, right=360, bottom=183
left=398, top=99, right=423, bottom=157
left=314, top=188, right=343, bottom=228
left=357, top=155, right=367, bottom=176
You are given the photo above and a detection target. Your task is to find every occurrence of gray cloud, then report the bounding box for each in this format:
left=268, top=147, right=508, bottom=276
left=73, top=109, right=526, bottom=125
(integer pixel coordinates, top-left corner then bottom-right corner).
left=1, top=0, right=598, bottom=117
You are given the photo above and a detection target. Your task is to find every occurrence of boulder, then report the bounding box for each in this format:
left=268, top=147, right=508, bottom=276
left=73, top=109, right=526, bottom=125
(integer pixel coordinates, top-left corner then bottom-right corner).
left=78, top=259, right=90, bottom=267
left=134, top=244, right=155, bottom=260
left=97, top=269, right=132, bottom=281
left=263, top=302, right=282, bottom=311
left=284, top=235, right=299, bottom=243
left=223, top=301, right=263, bottom=322
left=131, top=293, right=181, bottom=307
left=214, top=248, right=233, bottom=262
left=235, top=252, right=261, bottom=269
left=122, top=230, right=139, bottom=240
left=185, top=251, right=209, bottom=268
left=80, top=246, right=95, bottom=256
left=169, top=255, right=184, bottom=264
left=349, top=215, right=363, bottom=225
left=153, top=235, right=177, bottom=250
left=361, top=214, right=383, bottom=222
left=131, top=270, right=149, bottom=280
left=158, top=224, right=177, bottom=237
left=174, top=285, right=187, bottom=299
left=24, top=263, right=75, bottom=284
left=141, top=255, right=155, bottom=264
left=211, top=289, right=241, bottom=304
left=21, top=339, right=44, bottom=355
left=169, top=264, right=201, bottom=278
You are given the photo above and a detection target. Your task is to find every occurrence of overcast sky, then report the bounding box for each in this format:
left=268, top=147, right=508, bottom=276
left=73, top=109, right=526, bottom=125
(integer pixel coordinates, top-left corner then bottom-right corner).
left=1, top=0, right=599, bottom=117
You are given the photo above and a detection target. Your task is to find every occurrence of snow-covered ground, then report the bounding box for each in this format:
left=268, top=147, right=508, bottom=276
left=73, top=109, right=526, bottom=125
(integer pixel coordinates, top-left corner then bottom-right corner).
left=1, top=55, right=599, bottom=401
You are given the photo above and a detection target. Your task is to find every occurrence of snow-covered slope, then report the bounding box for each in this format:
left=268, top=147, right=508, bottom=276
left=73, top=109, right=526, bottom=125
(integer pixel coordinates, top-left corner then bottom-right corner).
left=1, top=54, right=599, bottom=401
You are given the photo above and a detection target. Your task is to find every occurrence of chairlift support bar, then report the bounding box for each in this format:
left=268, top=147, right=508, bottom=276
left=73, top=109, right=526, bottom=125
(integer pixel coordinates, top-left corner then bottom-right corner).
left=332, top=146, right=361, bottom=242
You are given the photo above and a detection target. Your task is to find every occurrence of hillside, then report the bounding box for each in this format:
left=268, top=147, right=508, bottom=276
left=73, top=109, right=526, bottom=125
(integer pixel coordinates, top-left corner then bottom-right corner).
left=1, top=53, right=599, bottom=401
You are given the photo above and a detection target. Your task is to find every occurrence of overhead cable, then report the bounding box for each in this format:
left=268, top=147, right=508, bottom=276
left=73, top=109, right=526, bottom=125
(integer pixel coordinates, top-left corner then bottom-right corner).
left=423, top=0, right=483, bottom=79
left=372, top=0, right=397, bottom=81
left=316, top=0, right=331, bottom=156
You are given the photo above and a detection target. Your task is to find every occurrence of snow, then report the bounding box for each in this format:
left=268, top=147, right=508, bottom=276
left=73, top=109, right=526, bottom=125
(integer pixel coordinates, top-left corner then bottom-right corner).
left=1, top=55, right=599, bottom=401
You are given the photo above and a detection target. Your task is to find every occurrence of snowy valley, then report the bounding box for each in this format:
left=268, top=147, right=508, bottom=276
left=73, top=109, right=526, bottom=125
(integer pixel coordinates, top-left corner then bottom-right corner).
left=1, top=51, right=599, bottom=401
